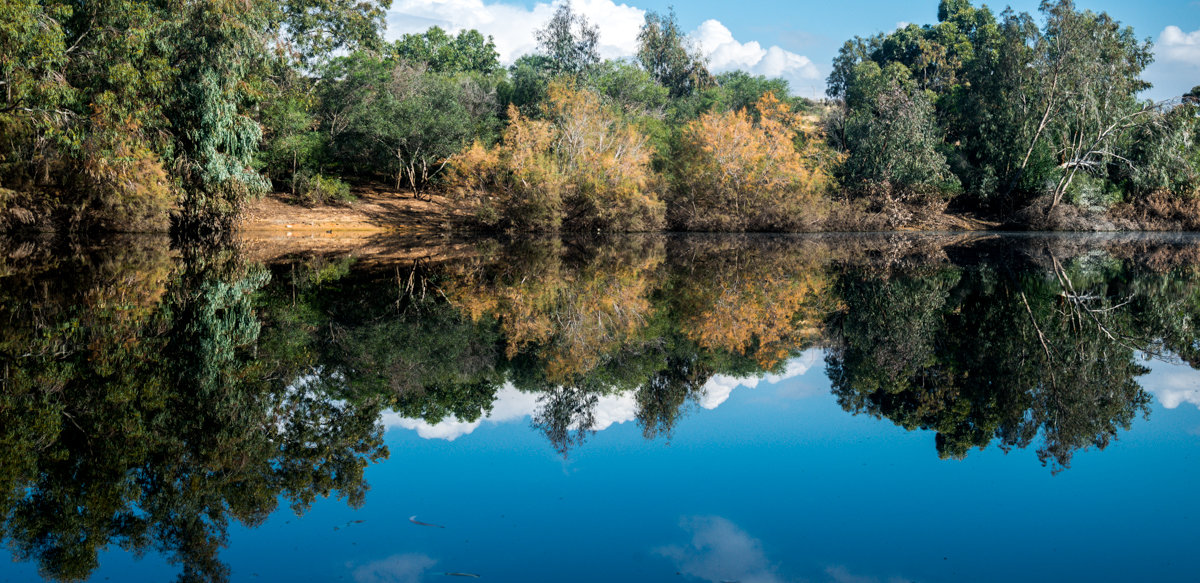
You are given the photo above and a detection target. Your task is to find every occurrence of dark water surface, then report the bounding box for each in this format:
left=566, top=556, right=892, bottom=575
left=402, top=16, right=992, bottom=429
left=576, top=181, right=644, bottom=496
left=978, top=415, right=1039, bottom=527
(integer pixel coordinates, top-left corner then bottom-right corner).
left=2, top=233, right=1199, bottom=583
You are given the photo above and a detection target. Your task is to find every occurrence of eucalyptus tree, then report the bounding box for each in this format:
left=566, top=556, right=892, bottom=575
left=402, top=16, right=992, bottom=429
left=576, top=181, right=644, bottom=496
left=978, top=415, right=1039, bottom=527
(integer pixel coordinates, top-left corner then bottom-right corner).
left=636, top=9, right=711, bottom=98
left=535, top=3, right=601, bottom=77
left=1022, top=0, right=1154, bottom=212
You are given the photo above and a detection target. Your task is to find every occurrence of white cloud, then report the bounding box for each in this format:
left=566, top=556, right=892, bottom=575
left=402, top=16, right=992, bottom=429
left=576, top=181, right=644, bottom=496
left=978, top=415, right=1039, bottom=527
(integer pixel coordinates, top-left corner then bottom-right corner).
left=656, top=516, right=784, bottom=583
left=386, top=0, right=645, bottom=64
left=1142, top=26, right=1200, bottom=101
left=692, top=19, right=821, bottom=90
left=700, top=350, right=822, bottom=409
left=590, top=392, right=639, bottom=430
left=1145, top=370, right=1200, bottom=409
left=385, top=1, right=820, bottom=93
left=1159, top=26, right=1200, bottom=64
left=380, top=383, right=538, bottom=440
left=353, top=554, right=437, bottom=583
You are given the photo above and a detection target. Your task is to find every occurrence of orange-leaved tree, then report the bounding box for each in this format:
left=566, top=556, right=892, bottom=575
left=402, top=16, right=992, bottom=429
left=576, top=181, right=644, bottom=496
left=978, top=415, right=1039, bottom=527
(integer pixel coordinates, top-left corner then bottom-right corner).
left=671, top=92, right=838, bottom=231
left=446, top=80, right=664, bottom=232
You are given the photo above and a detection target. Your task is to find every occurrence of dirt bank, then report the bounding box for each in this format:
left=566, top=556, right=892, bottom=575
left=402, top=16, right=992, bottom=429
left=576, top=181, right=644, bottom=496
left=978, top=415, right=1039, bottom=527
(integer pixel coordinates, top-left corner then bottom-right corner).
left=238, top=186, right=468, bottom=234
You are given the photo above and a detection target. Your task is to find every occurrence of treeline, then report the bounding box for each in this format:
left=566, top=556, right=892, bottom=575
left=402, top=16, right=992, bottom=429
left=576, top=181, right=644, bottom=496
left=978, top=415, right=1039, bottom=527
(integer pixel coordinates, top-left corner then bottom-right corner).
left=2, top=0, right=1198, bottom=234
left=827, top=0, right=1200, bottom=227
left=0, top=0, right=829, bottom=234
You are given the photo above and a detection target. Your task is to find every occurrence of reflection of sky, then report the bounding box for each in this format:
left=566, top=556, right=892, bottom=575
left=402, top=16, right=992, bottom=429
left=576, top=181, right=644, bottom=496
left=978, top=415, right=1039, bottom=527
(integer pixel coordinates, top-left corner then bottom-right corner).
left=1142, top=358, right=1200, bottom=410
left=380, top=349, right=824, bottom=442
left=18, top=350, right=1200, bottom=582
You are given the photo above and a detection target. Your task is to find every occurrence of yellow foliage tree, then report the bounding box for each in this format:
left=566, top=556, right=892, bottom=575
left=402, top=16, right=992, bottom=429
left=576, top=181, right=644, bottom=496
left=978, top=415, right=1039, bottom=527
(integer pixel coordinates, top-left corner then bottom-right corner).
left=672, top=92, right=838, bottom=231
left=446, top=81, right=665, bottom=232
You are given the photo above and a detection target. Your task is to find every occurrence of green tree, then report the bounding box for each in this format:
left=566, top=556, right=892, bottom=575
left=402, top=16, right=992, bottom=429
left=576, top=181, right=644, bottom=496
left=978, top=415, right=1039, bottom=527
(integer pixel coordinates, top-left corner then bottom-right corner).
left=535, top=3, right=600, bottom=77
left=323, top=53, right=492, bottom=191
left=274, top=0, right=392, bottom=65
left=390, top=26, right=501, bottom=75
left=636, top=9, right=711, bottom=98
left=837, top=62, right=957, bottom=197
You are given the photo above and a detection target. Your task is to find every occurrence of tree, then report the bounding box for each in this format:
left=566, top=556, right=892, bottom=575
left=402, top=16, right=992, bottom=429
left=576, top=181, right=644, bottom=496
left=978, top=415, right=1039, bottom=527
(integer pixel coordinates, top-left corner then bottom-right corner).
left=636, top=9, right=711, bottom=98
left=585, top=59, right=670, bottom=117
left=837, top=62, right=956, bottom=197
left=390, top=26, right=501, bottom=75
left=672, top=93, right=835, bottom=231
left=1031, top=0, right=1154, bottom=211
left=1185, top=86, right=1200, bottom=105
left=323, top=54, right=487, bottom=192
left=535, top=3, right=600, bottom=77
left=274, top=0, right=392, bottom=65
left=447, top=81, right=664, bottom=232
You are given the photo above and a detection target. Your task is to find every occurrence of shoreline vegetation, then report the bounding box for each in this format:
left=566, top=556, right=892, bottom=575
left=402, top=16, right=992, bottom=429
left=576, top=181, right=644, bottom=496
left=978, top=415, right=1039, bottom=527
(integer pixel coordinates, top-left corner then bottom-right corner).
left=2, top=0, right=1198, bottom=237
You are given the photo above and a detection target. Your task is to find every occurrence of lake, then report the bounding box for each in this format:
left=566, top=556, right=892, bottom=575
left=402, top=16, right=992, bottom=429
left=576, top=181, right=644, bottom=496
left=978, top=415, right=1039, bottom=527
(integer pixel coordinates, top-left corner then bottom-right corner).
left=1, top=232, right=1198, bottom=583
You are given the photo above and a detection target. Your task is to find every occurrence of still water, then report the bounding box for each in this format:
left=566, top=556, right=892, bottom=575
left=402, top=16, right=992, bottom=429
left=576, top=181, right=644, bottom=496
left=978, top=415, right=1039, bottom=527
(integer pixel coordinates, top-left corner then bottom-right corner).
left=1, top=233, right=1199, bottom=583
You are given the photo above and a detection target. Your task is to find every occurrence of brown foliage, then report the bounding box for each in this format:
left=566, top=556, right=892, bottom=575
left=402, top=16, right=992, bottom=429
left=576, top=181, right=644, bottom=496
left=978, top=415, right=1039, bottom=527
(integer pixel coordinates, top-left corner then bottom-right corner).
left=672, top=239, right=835, bottom=368
left=75, top=119, right=176, bottom=232
left=671, top=93, right=838, bottom=231
left=441, top=238, right=665, bottom=381
left=1108, top=190, right=1200, bottom=231
left=446, top=81, right=664, bottom=232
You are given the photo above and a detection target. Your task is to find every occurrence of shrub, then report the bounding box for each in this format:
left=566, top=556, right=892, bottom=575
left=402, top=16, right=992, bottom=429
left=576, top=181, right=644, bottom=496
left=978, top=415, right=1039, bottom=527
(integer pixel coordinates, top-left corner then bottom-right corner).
left=447, top=81, right=664, bottom=232
left=670, top=92, right=836, bottom=231
left=75, top=127, right=176, bottom=232
left=296, top=172, right=354, bottom=206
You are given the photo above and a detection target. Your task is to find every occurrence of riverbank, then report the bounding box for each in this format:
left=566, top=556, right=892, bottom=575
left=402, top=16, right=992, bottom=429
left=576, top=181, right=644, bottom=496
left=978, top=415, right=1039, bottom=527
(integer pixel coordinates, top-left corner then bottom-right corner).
left=237, top=187, right=1004, bottom=235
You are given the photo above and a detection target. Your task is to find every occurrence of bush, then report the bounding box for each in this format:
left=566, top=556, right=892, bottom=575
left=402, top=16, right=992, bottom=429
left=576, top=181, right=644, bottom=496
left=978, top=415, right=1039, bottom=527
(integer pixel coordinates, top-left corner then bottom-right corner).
left=447, top=81, right=664, bottom=232
left=296, top=173, right=354, bottom=206
left=670, top=93, right=836, bottom=231
left=75, top=127, right=176, bottom=232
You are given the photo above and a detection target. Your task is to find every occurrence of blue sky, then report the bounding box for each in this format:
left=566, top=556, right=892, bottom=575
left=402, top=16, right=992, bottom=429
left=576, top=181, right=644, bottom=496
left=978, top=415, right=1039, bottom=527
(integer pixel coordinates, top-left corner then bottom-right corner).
left=384, top=0, right=1199, bottom=100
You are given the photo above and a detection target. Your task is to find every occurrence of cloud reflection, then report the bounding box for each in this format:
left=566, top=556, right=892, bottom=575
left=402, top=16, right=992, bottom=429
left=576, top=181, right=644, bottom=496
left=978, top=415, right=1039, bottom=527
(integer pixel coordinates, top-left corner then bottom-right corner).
left=382, top=352, right=823, bottom=441
left=700, top=349, right=822, bottom=409
left=353, top=554, right=437, bottom=583
left=1143, top=366, right=1200, bottom=410
left=657, top=516, right=784, bottom=583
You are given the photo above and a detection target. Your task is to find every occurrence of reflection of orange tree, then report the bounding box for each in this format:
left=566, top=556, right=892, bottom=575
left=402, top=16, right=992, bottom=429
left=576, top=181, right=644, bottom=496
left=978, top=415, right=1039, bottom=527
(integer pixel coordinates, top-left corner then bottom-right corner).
left=672, top=240, right=834, bottom=368
left=441, top=238, right=665, bottom=382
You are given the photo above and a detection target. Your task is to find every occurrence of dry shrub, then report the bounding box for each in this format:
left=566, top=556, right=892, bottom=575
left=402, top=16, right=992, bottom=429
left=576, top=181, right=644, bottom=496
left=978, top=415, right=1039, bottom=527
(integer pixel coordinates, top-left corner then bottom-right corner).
left=0, top=187, right=43, bottom=232
left=671, top=93, right=837, bottom=231
left=75, top=123, right=176, bottom=232
left=446, top=81, right=664, bottom=232
left=1016, top=195, right=1116, bottom=231
left=1108, top=190, right=1200, bottom=231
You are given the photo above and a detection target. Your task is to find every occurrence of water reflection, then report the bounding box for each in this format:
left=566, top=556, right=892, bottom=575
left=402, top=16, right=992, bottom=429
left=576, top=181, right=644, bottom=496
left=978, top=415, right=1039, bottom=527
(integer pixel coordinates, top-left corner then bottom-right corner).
left=3, top=233, right=1200, bottom=580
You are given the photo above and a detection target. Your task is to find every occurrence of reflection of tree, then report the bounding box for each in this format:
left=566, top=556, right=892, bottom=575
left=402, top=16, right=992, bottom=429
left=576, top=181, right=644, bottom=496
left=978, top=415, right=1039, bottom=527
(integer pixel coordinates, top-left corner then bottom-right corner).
left=826, top=252, right=1164, bottom=472
left=637, top=352, right=712, bottom=440
left=442, top=238, right=665, bottom=382
left=531, top=385, right=600, bottom=457
left=0, top=242, right=386, bottom=582
left=672, top=238, right=834, bottom=369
